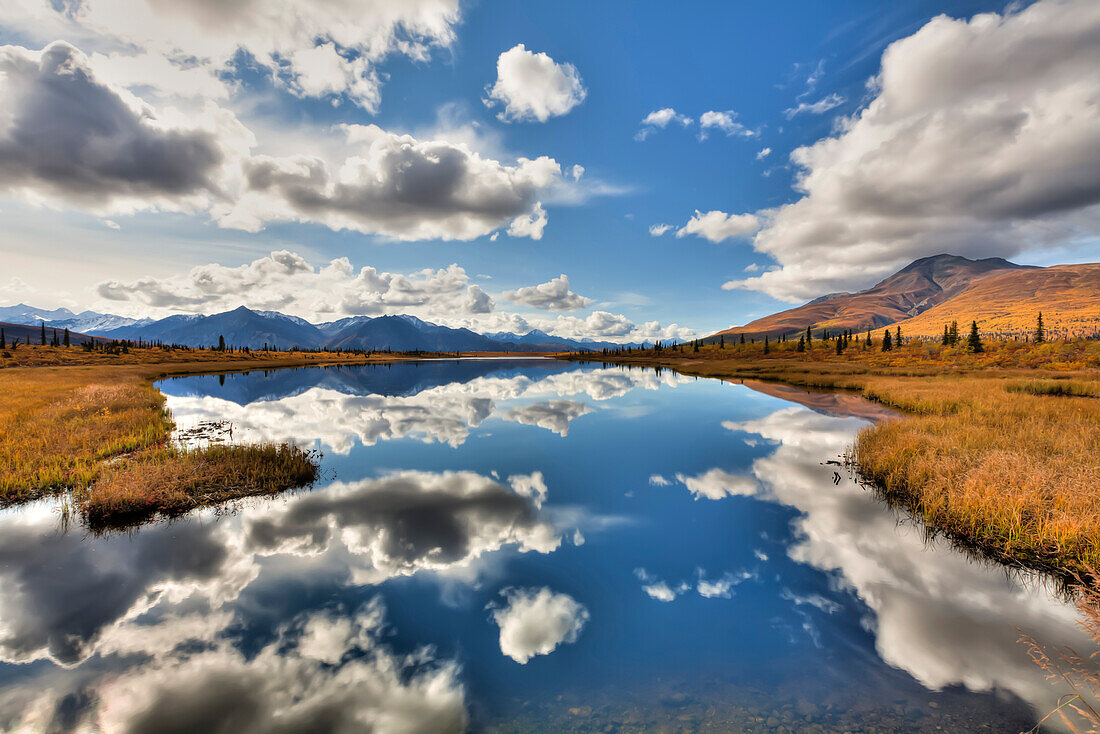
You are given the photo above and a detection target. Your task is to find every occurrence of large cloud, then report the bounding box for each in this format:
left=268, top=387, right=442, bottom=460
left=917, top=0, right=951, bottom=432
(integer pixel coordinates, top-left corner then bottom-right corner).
left=244, top=471, right=562, bottom=584
left=0, top=0, right=462, bottom=111
left=488, top=587, right=589, bottom=663
left=97, top=251, right=496, bottom=319
left=729, top=0, right=1100, bottom=302
left=0, top=39, right=573, bottom=242
left=3, top=602, right=469, bottom=733
left=484, top=44, right=586, bottom=123
left=502, top=274, right=593, bottom=311
left=93, top=250, right=694, bottom=343
left=219, top=124, right=562, bottom=240
left=0, top=42, right=246, bottom=213
left=719, top=393, right=1089, bottom=719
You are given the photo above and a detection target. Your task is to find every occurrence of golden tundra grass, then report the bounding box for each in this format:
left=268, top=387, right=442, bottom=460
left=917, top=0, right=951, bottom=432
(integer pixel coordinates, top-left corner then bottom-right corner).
left=0, top=346, right=397, bottom=523
left=565, top=339, right=1100, bottom=575
left=854, top=376, right=1100, bottom=573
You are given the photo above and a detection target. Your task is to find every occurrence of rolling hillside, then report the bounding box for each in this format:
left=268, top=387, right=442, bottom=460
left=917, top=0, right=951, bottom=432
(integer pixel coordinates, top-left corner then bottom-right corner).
left=707, top=255, right=1032, bottom=340
left=0, top=321, right=104, bottom=346
left=888, top=263, right=1100, bottom=339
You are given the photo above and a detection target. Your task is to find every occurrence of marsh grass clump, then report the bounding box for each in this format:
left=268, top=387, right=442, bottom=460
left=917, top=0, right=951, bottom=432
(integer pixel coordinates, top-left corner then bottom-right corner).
left=80, top=443, right=319, bottom=526
left=855, top=378, right=1100, bottom=574
left=1009, top=379, right=1100, bottom=398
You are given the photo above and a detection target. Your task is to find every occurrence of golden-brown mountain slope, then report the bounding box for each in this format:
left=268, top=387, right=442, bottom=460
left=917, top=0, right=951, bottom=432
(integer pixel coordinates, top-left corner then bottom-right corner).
left=708, top=254, right=1031, bottom=340
left=888, top=263, right=1100, bottom=339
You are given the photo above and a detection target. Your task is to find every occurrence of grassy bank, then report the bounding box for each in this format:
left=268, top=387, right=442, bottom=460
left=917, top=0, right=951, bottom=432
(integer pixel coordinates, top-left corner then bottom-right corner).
left=0, top=346, right=402, bottom=523
left=562, top=339, right=1100, bottom=576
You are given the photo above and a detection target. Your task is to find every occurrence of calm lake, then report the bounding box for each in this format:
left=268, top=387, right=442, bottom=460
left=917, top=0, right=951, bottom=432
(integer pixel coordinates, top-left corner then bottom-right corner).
left=0, top=359, right=1087, bottom=732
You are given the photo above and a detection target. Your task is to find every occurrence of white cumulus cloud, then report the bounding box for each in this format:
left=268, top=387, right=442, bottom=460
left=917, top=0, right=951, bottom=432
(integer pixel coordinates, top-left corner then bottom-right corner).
left=502, top=274, right=592, bottom=311
left=489, top=587, right=589, bottom=664
left=485, top=44, right=586, bottom=122
left=676, top=210, right=761, bottom=243
left=732, top=0, right=1100, bottom=302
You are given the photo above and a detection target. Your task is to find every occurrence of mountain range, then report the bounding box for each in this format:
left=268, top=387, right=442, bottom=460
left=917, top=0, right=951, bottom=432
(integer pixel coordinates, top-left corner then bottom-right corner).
left=707, top=255, right=1099, bottom=341
left=0, top=303, right=645, bottom=352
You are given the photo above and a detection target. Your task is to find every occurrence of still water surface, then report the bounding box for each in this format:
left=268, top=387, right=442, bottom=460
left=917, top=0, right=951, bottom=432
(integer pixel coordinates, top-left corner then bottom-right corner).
left=0, top=359, right=1088, bottom=732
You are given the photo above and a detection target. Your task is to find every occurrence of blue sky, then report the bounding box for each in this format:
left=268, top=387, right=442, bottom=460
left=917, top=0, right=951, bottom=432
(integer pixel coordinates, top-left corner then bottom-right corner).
left=0, top=0, right=1097, bottom=340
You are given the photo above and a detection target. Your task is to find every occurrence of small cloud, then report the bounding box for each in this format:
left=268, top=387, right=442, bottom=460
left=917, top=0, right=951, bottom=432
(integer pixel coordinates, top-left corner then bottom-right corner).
left=489, top=587, right=589, bottom=664
left=571, top=164, right=585, bottom=181
left=676, top=210, right=760, bottom=243
left=636, top=107, right=692, bottom=140
left=485, top=45, right=586, bottom=123
left=648, top=223, right=673, bottom=236
left=784, top=93, right=845, bottom=119
left=698, top=110, right=755, bottom=141
left=781, top=588, right=842, bottom=614
left=756, top=147, right=772, bottom=160
left=648, top=474, right=671, bottom=486
left=101, top=219, right=121, bottom=230
left=696, top=569, right=754, bottom=599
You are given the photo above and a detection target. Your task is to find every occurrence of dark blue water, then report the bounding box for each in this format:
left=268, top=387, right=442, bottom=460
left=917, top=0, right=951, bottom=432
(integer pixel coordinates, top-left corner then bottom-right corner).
left=0, top=360, right=1085, bottom=732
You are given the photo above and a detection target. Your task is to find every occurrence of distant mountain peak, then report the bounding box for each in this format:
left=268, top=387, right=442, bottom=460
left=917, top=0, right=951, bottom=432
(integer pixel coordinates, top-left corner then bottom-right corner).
left=709, top=253, right=1035, bottom=340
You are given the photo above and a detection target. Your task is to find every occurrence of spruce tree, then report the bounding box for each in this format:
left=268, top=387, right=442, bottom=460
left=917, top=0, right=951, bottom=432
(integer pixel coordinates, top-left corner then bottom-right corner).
left=806, top=325, right=812, bottom=344
left=895, top=326, right=902, bottom=346
left=882, top=329, right=892, bottom=352
left=942, top=324, right=950, bottom=346
left=63, top=328, right=70, bottom=347
left=763, top=335, right=770, bottom=355
left=1034, top=312, right=1045, bottom=343
left=739, top=333, right=746, bottom=345
left=949, top=321, right=959, bottom=346
left=0, top=327, right=4, bottom=348
left=967, top=321, right=983, bottom=353
left=796, top=335, right=805, bottom=353
left=40, top=322, right=46, bottom=346
left=218, top=334, right=226, bottom=351
left=835, top=336, right=843, bottom=355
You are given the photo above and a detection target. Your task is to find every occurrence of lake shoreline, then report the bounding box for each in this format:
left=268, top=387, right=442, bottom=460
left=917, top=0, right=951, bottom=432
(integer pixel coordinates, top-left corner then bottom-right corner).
left=0, top=346, right=560, bottom=524
left=557, top=343, right=1100, bottom=579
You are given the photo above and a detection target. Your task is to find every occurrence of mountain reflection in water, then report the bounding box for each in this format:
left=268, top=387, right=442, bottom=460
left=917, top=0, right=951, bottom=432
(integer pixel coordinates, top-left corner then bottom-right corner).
left=0, top=359, right=1086, bottom=732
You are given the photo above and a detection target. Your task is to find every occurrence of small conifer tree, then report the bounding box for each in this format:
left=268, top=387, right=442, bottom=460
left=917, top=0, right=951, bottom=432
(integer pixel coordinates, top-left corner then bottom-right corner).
left=0, top=327, right=4, bottom=348
left=796, top=335, right=805, bottom=353
left=40, top=322, right=46, bottom=346
left=763, top=335, right=770, bottom=355
left=63, top=328, right=70, bottom=347
left=882, top=329, right=892, bottom=352
left=1034, top=312, right=1045, bottom=343
left=967, top=321, right=983, bottom=353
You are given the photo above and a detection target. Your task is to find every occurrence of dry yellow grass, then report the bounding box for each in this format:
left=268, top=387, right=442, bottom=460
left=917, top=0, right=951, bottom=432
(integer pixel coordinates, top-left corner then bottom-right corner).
left=82, top=443, right=318, bottom=527
left=565, top=340, right=1100, bottom=575
left=0, top=346, right=400, bottom=523
left=854, top=376, right=1100, bottom=573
